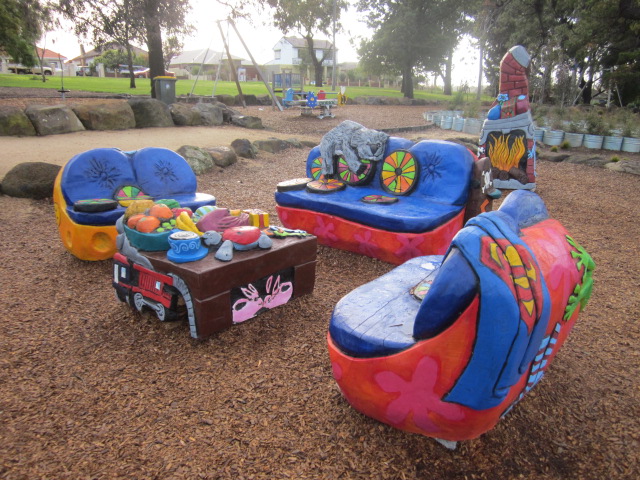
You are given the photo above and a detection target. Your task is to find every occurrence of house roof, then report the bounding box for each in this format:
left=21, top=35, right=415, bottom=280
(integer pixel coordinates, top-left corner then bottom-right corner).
left=280, top=37, right=333, bottom=50
left=36, top=47, right=67, bottom=60
left=68, top=43, right=148, bottom=63
left=170, top=49, right=243, bottom=66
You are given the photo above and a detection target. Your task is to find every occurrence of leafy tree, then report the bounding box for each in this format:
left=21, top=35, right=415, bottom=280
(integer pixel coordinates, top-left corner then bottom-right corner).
left=56, top=0, right=191, bottom=97
left=472, top=0, right=640, bottom=105
left=1, top=0, right=55, bottom=83
left=58, top=0, right=146, bottom=88
left=1, top=0, right=49, bottom=65
left=163, top=35, right=183, bottom=67
left=93, top=48, right=147, bottom=71
left=267, top=0, right=346, bottom=87
left=357, top=0, right=454, bottom=99
left=140, top=0, right=192, bottom=96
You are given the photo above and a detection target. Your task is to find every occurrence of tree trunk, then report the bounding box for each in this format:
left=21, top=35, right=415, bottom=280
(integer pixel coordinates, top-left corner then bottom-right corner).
left=34, top=43, right=46, bottom=83
left=443, top=49, right=453, bottom=96
left=144, top=0, right=164, bottom=98
left=581, top=64, right=595, bottom=105
left=305, top=36, right=323, bottom=87
left=402, top=64, right=414, bottom=99
left=126, top=45, right=136, bottom=89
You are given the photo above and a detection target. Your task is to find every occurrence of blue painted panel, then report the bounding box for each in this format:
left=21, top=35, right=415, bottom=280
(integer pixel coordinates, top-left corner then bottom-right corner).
left=132, top=148, right=198, bottom=198
left=497, top=190, right=549, bottom=228
left=61, top=148, right=136, bottom=205
left=413, top=248, right=478, bottom=339
left=329, top=256, right=443, bottom=357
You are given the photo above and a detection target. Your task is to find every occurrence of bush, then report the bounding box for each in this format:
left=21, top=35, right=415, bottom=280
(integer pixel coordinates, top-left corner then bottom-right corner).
left=560, top=140, right=571, bottom=149
left=585, top=110, right=609, bottom=135
left=449, top=89, right=465, bottom=109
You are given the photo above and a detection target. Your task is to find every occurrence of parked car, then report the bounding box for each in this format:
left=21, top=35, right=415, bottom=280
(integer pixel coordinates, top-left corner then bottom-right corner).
left=135, top=68, right=176, bottom=79
left=118, top=64, right=145, bottom=75
left=75, top=66, right=93, bottom=76
left=8, top=63, right=53, bottom=75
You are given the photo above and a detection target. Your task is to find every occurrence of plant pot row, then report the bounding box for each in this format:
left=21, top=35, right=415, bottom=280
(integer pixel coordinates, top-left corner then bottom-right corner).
left=534, top=127, right=640, bottom=152
left=425, top=111, right=483, bottom=135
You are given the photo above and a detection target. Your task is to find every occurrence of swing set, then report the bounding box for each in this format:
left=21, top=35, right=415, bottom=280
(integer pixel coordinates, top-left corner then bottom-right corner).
left=188, top=18, right=283, bottom=111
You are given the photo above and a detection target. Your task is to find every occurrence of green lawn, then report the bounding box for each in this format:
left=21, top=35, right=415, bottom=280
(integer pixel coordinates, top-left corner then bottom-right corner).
left=0, top=73, right=491, bottom=103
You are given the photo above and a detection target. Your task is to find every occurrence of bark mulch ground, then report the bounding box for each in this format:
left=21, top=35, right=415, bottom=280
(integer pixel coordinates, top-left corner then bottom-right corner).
left=0, top=91, right=638, bottom=479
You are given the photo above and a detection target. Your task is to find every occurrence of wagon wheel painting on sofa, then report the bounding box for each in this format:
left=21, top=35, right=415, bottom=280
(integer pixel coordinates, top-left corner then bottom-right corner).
left=380, top=150, right=419, bottom=196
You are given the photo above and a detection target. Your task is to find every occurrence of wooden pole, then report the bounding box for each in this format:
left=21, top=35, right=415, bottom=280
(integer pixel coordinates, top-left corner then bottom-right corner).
left=217, top=20, right=246, bottom=108
left=228, top=19, right=283, bottom=111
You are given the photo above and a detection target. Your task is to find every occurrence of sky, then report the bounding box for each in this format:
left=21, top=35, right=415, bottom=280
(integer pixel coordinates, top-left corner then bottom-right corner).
left=44, top=0, right=481, bottom=86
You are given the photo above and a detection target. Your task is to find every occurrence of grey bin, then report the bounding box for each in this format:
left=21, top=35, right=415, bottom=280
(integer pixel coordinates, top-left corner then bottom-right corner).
left=154, top=77, right=177, bottom=104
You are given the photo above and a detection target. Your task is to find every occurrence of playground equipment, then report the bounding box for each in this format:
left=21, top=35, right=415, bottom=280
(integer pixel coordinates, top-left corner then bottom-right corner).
left=327, top=190, right=594, bottom=446
left=189, top=18, right=283, bottom=111
left=113, top=206, right=317, bottom=338
left=281, top=87, right=340, bottom=118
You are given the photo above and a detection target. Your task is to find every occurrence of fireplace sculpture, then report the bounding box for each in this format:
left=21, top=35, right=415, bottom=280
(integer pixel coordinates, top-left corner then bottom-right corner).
left=479, top=45, right=536, bottom=191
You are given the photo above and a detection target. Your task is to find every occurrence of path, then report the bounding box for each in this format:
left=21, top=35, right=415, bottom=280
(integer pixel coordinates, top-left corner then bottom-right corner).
left=0, top=125, right=319, bottom=177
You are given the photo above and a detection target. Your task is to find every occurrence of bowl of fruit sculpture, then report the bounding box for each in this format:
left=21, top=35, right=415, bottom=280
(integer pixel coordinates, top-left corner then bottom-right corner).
left=122, top=200, right=194, bottom=251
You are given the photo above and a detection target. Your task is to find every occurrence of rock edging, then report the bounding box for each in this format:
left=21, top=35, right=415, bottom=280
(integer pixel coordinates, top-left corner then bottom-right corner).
left=0, top=98, right=264, bottom=137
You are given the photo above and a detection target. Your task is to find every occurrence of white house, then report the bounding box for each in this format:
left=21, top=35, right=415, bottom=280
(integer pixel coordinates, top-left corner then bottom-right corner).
left=264, top=36, right=335, bottom=85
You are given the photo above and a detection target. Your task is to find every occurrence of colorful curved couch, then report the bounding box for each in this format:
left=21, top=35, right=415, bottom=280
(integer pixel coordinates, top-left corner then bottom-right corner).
left=53, top=147, right=216, bottom=260
left=328, top=190, right=594, bottom=442
left=275, top=139, right=488, bottom=265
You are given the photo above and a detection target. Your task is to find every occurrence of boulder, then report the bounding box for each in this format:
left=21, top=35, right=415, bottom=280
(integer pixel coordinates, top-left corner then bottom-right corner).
left=24, top=104, right=85, bottom=136
left=170, top=103, right=203, bottom=126
left=541, top=152, right=570, bottom=163
left=231, top=115, right=264, bottom=129
left=284, top=138, right=304, bottom=149
left=194, top=103, right=224, bottom=126
left=127, top=98, right=174, bottom=128
left=215, top=94, right=237, bottom=106
left=0, top=106, right=37, bottom=136
left=207, top=146, right=238, bottom=168
left=240, top=94, right=259, bottom=105
left=565, top=156, right=610, bottom=168
left=253, top=138, right=290, bottom=154
left=257, top=95, right=273, bottom=106
left=382, top=97, right=402, bottom=106
left=1, top=162, right=61, bottom=199
left=605, top=159, right=640, bottom=176
left=176, top=145, right=214, bottom=175
left=71, top=102, right=136, bottom=130
left=221, top=105, right=241, bottom=123
left=354, top=96, right=384, bottom=106
left=231, top=138, right=258, bottom=159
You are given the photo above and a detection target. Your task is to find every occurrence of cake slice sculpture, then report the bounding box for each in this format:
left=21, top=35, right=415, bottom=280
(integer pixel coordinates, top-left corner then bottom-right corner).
left=478, top=45, right=537, bottom=191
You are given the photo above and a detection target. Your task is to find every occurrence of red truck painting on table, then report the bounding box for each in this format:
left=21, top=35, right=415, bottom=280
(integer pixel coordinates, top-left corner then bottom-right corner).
left=113, top=252, right=181, bottom=322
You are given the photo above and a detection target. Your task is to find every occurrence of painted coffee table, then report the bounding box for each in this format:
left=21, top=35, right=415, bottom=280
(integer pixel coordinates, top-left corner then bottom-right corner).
left=113, top=234, right=317, bottom=339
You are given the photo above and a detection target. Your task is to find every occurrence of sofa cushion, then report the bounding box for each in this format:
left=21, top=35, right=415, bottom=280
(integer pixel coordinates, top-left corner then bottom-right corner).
left=132, top=147, right=198, bottom=198
left=276, top=186, right=463, bottom=233
left=329, top=256, right=443, bottom=357
left=61, top=148, right=136, bottom=205
left=278, top=140, right=474, bottom=234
